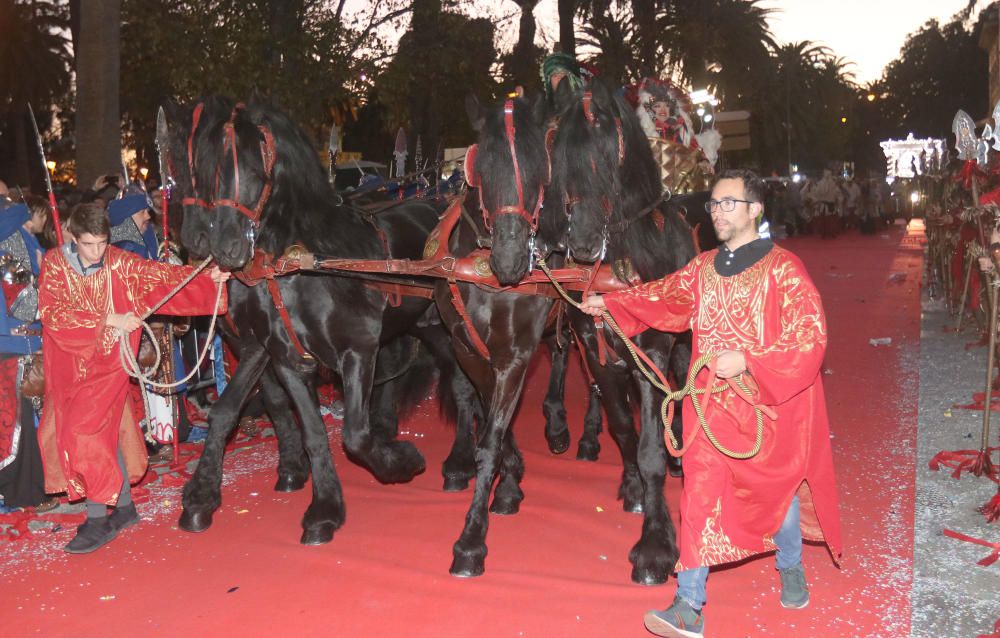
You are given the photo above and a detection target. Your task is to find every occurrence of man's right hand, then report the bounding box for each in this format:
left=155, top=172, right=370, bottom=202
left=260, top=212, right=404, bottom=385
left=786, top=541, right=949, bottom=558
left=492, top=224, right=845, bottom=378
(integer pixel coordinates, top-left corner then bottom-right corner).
left=107, top=312, right=142, bottom=333
left=579, top=295, right=606, bottom=317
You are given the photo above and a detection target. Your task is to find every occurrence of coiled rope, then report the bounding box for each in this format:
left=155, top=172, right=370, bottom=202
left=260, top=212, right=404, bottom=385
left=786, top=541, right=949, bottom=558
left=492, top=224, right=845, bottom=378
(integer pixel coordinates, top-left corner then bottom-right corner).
left=536, top=257, right=772, bottom=459
left=116, top=257, right=225, bottom=434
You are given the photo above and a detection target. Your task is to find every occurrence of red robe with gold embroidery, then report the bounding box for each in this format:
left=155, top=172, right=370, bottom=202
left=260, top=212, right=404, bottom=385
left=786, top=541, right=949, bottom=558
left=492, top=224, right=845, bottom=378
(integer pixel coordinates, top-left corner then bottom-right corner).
left=603, top=245, right=842, bottom=570
left=37, top=246, right=227, bottom=504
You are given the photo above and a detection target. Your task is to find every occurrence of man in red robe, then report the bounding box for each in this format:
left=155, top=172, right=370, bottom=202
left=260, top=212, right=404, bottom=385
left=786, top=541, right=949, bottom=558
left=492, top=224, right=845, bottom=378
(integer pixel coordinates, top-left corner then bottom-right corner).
left=37, top=203, right=228, bottom=553
left=581, top=169, right=841, bottom=638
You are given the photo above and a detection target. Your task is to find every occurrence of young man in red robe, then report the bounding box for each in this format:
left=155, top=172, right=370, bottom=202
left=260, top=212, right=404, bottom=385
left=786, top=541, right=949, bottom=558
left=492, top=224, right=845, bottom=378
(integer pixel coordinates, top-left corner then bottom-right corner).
left=581, top=169, right=842, bottom=638
left=37, top=203, right=229, bottom=554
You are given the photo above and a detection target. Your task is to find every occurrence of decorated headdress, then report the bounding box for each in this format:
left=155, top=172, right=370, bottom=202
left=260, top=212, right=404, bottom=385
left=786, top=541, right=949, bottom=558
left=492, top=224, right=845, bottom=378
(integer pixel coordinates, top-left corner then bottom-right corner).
left=542, top=52, right=586, bottom=101
left=627, top=77, right=697, bottom=147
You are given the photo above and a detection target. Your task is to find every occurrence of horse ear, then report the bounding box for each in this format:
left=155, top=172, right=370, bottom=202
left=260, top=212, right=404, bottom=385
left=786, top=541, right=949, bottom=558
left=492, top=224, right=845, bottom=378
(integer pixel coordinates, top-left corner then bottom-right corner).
left=248, top=87, right=270, bottom=107
left=466, top=94, right=485, bottom=132
left=529, top=91, right=547, bottom=126
left=553, top=76, right=575, bottom=112
left=589, top=79, right=614, bottom=114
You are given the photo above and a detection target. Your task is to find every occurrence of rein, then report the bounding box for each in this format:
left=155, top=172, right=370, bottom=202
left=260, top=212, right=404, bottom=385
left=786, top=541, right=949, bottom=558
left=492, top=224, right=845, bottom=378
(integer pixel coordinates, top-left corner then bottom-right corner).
left=535, top=256, right=775, bottom=460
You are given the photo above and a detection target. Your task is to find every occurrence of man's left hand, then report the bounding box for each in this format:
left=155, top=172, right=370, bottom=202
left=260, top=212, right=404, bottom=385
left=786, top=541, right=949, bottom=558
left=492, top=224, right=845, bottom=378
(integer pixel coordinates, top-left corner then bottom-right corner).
left=714, top=350, right=746, bottom=379
left=209, top=266, right=232, bottom=284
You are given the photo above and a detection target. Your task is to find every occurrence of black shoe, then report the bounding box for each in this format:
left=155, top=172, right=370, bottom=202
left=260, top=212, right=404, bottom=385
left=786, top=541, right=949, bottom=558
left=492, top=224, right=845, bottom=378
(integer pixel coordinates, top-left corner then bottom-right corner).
left=64, top=517, right=119, bottom=554
left=109, top=503, right=140, bottom=532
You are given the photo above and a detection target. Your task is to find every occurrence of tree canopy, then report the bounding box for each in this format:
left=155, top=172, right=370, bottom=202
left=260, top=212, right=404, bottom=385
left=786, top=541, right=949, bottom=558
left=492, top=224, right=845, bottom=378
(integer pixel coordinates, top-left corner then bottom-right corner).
left=0, top=0, right=991, bottom=187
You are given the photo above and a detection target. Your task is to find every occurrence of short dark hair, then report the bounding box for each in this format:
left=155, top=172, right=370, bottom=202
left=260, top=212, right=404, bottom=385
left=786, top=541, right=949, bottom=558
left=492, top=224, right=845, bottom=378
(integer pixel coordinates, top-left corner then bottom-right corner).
left=67, top=202, right=110, bottom=239
left=714, top=168, right=765, bottom=204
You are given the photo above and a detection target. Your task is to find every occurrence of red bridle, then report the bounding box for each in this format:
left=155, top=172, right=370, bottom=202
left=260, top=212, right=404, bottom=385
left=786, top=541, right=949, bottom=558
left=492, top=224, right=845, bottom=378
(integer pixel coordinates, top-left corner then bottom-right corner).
left=464, top=99, right=552, bottom=234
left=181, top=102, right=278, bottom=227
left=566, top=90, right=625, bottom=221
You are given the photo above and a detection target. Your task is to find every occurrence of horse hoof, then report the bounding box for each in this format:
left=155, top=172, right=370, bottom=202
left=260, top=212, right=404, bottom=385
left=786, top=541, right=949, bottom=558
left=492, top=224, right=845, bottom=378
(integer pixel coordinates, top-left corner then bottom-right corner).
left=450, top=553, right=485, bottom=578
left=545, top=429, right=570, bottom=455
left=489, top=497, right=521, bottom=516
left=442, top=475, right=470, bottom=492
left=631, top=568, right=669, bottom=586
left=274, top=473, right=308, bottom=492
left=179, top=509, right=213, bottom=533
left=623, top=499, right=644, bottom=514
left=576, top=442, right=600, bottom=462
left=667, top=459, right=683, bottom=479
left=300, top=525, right=335, bottom=546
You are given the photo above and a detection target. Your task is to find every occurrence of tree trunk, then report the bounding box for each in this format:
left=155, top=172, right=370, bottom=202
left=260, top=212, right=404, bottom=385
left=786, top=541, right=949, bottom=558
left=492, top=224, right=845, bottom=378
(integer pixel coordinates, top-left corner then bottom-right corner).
left=75, top=0, right=121, bottom=190
left=14, top=106, right=31, bottom=189
left=511, top=1, right=539, bottom=88
left=558, top=0, right=575, bottom=56
left=631, top=0, right=657, bottom=77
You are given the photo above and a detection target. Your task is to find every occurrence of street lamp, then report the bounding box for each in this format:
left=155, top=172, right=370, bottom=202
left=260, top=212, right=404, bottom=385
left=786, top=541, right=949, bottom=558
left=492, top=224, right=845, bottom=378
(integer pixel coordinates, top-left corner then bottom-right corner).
left=45, top=160, right=55, bottom=172
left=139, top=167, right=149, bottom=180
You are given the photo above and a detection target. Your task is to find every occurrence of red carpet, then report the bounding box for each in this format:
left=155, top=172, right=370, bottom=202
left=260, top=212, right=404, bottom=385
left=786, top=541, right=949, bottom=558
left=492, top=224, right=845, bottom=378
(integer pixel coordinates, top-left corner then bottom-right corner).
left=0, top=226, right=921, bottom=637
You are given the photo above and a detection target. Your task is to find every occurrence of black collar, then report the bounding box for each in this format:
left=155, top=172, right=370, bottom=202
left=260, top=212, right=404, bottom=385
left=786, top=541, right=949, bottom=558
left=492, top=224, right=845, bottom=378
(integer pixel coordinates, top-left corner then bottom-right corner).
left=714, top=238, right=774, bottom=276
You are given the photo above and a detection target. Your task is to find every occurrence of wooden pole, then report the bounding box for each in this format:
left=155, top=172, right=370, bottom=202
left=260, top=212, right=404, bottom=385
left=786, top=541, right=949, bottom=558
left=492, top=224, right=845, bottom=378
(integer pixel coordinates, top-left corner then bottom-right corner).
left=957, top=252, right=975, bottom=332
left=977, top=268, right=999, bottom=478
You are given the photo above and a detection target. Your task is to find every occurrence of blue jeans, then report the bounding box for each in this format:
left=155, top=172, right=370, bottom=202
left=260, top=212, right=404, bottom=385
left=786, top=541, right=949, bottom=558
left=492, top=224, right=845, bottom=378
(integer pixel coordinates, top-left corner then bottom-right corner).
left=676, top=496, right=801, bottom=610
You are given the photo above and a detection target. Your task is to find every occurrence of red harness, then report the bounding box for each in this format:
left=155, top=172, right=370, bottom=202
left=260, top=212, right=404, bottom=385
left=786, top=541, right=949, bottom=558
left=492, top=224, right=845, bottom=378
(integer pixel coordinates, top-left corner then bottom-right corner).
left=181, top=102, right=278, bottom=227
left=464, top=99, right=553, bottom=234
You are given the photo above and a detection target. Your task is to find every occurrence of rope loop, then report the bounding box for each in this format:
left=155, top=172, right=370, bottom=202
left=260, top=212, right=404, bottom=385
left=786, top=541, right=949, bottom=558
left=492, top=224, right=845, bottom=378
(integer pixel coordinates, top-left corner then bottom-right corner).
left=536, top=257, right=770, bottom=460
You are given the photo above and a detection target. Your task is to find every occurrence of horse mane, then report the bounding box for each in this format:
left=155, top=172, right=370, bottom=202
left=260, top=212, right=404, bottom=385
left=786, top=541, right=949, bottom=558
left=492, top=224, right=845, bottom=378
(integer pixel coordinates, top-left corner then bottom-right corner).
left=474, top=94, right=564, bottom=247
left=188, top=96, right=382, bottom=259
left=565, top=79, right=697, bottom=281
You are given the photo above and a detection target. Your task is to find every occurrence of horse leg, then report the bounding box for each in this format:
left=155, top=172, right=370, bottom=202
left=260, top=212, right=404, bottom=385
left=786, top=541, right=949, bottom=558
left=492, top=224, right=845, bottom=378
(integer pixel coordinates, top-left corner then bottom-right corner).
left=270, top=362, right=345, bottom=545
left=340, top=348, right=426, bottom=484
left=666, top=335, right=692, bottom=478
left=490, top=428, right=525, bottom=514
left=411, top=324, right=481, bottom=491
left=541, top=334, right=571, bottom=455
left=628, top=354, right=680, bottom=585
left=180, top=340, right=270, bottom=533
left=571, top=325, right=605, bottom=461
left=258, top=366, right=310, bottom=492
left=450, top=365, right=529, bottom=577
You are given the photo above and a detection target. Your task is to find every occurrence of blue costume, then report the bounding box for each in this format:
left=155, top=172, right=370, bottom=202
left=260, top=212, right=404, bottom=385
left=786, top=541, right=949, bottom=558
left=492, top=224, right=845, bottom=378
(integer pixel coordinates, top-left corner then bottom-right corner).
left=0, top=199, right=42, bottom=354
left=108, top=191, right=159, bottom=260
left=0, top=197, right=45, bottom=509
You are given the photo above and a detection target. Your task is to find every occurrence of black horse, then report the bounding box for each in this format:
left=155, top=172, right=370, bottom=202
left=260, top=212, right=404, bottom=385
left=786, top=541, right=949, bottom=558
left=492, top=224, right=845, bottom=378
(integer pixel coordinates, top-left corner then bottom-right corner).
left=438, top=93, right=576, bottom=577
left=546, top=78, right=698, bottom=584
left=161, top=96, right=481, bottom=544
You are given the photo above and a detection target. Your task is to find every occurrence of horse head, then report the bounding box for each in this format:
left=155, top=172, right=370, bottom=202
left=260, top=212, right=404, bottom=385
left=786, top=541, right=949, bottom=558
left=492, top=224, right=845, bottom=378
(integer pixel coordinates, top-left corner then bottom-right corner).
left=465, top=92, right=559, bottom=285
left=552, top=79, right=666, bottom=269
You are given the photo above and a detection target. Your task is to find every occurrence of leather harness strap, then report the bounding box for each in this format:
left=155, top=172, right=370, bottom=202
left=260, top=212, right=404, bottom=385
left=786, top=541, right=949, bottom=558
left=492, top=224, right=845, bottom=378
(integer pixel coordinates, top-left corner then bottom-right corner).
left=448, top=281, right=490, bottom=360
left=265, top=277, right=311, bottom=360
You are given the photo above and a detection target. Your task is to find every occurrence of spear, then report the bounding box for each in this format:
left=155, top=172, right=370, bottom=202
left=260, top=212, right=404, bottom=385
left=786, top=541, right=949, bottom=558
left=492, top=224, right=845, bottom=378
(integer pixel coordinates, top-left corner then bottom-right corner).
left=155, top=107, right=175, bottom=260
left=328, top=123, right=340, bottom=184
left=27, top=103, right=63, bottom=245
left=393, top=127, right=407, bottom=180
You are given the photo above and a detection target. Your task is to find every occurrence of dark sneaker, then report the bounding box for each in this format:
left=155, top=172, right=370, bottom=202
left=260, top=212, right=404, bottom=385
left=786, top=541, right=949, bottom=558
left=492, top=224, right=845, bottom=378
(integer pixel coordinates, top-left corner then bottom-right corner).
left=109, top=503, right=140, bottom=532
left=64, top=517, right=119, bottom=554
left=643, top=597, right=704, bottom=638
left=779, top=564, right=810, bottom=609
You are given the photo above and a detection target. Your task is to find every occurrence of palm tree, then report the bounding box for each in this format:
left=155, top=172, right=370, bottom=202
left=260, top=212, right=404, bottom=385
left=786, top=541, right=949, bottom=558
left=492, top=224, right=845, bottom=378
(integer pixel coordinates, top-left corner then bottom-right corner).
left=660, top=0, right=776, bottom=102
left=509, top=0, right=542, bottom=89
left=0, top=0, right=72, bottom=189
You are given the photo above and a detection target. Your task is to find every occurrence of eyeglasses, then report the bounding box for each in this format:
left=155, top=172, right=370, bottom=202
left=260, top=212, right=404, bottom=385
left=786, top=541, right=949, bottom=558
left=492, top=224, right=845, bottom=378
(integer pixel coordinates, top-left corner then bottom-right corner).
left=704, top=198, right=755, bottom=213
